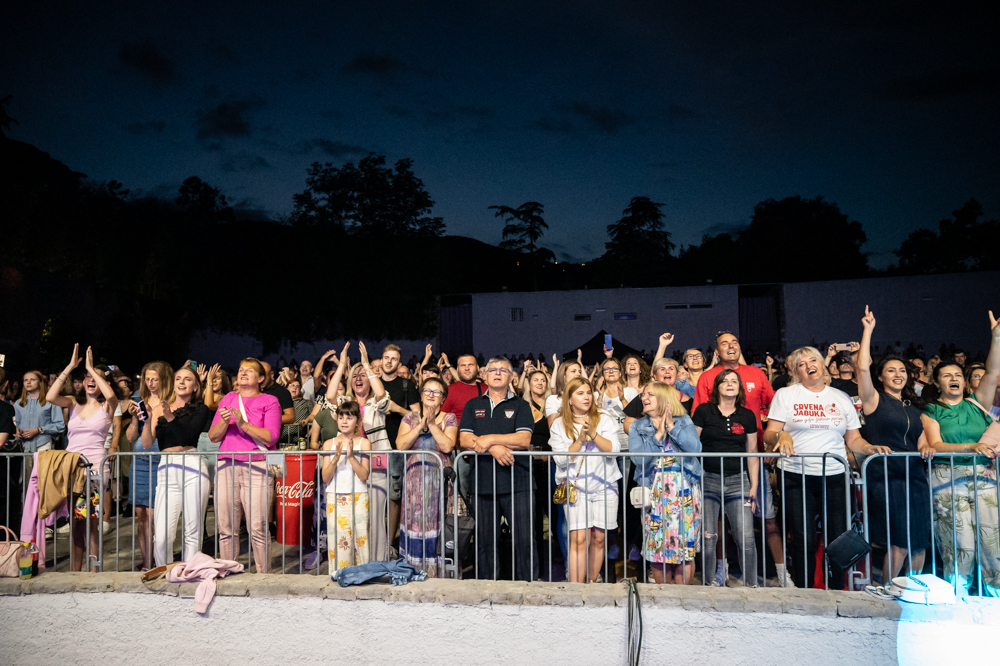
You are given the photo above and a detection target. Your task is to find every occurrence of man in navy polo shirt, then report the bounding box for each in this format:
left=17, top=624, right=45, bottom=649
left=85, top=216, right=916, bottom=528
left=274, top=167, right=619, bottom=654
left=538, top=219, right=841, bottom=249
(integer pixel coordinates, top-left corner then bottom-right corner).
left=459, top=356, right=538, bottom=581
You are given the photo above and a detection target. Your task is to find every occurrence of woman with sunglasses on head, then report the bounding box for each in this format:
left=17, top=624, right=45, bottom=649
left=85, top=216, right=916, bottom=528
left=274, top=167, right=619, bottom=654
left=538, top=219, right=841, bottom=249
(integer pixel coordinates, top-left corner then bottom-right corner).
left=395, top=376, right=458, bottom=576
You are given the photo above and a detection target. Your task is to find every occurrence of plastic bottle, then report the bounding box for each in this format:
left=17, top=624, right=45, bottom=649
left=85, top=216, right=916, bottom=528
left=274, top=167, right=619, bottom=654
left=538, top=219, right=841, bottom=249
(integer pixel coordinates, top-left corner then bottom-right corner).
left=29, top=539, right=39, bottom=577
left=18, top=543, right=32, bottom=580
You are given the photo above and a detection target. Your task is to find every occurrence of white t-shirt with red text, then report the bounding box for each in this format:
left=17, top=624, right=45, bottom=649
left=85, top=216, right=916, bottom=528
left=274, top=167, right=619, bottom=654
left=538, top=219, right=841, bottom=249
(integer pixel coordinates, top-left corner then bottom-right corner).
left=767, top=383, right=860, bottom=476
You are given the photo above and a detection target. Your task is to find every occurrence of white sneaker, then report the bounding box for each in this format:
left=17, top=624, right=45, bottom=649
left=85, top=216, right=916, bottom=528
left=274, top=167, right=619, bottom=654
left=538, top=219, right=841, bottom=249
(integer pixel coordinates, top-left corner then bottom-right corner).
left=102, top=521, right=111, bottom=535
left=45, top=527, right=54, bottom=537
left=776, top=565, right=798, bottom=588
left=56, top=523, right=70, bottom=534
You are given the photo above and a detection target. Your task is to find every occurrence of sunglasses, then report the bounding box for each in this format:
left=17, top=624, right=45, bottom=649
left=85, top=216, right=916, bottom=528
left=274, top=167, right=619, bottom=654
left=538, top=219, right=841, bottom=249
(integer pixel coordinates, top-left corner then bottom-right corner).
left=603, top=366, right=620, bottom=373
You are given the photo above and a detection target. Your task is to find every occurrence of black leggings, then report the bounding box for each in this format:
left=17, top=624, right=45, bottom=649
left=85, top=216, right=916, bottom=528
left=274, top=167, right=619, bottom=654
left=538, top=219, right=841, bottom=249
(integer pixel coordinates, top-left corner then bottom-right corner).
left=781, top=471, right=848, bottom=589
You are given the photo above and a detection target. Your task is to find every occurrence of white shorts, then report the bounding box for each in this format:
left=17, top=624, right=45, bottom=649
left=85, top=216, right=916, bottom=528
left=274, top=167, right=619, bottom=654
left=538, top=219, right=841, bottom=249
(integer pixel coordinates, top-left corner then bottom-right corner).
left=565, top=487, right=619, bottom=531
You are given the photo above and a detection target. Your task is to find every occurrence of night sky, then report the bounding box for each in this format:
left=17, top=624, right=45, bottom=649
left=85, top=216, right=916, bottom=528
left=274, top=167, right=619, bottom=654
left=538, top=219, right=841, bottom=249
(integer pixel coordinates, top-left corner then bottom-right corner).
left=4, top=2, right=997, bottom=267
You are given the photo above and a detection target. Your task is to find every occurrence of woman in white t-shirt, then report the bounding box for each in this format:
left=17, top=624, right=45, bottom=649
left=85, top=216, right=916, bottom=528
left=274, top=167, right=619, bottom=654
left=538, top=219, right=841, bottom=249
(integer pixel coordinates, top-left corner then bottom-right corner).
left=763, top=346, right=890, bottom=589
left=549, top=377, right=621, bottom=583
left=545, top=360, right=583, bottom=426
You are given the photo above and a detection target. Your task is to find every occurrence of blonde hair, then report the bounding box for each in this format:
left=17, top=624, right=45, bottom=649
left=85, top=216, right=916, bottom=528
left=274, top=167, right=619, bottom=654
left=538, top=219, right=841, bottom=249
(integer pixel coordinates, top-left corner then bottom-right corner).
left=559, top=377, right=601, bottom=441
left=647, top=381, right=686, bottom=418
left=346, top=363, right=371, bottom=403
left=787, top=346, right=825, bottom=385
left=651, top=357, right=679, bottom=377
left=19, top=371, right=48, bottom=407
left=140, top=361, right=176, bottom=404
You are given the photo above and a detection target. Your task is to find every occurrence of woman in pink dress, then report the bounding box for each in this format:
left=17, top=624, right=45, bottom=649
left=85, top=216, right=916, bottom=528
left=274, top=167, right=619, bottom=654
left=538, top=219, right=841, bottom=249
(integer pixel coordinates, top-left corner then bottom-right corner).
left=46, top=344, right=119, bottom=571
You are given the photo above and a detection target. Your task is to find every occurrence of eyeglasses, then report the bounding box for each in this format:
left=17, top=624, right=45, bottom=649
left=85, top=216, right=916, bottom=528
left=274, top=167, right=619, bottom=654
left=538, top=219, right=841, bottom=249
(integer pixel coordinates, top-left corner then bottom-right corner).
left=686, top=355, right=702, bottom=360
left=422, top=389, right=444, bottom=397
left=603, top=366, right=620, bottom=373
left=486, top=368, right=511, bottom=375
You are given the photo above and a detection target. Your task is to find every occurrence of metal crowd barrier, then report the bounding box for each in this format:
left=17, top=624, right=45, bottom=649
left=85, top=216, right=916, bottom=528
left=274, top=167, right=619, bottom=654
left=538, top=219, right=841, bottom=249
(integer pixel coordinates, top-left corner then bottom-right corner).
left=861, top=451, right=1000, bottom=597
left=1, top=451, right=98, bottom=572
left=98, top=449, right=445, bottom=575
left=452, top=450, right=853, bottom=588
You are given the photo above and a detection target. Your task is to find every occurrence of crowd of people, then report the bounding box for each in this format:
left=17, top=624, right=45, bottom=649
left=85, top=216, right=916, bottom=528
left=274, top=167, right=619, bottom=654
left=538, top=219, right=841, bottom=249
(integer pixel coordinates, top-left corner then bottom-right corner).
left=1, top=310, right=998, bottom=595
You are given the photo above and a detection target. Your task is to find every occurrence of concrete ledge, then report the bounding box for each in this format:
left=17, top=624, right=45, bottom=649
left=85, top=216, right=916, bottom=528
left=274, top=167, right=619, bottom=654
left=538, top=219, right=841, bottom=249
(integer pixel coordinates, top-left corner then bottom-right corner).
left=1, top=571, right=906, bottom=620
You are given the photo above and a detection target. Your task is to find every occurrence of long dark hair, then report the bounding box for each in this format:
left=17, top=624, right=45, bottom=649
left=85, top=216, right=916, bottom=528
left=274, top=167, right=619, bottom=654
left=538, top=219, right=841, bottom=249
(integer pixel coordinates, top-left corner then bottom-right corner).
left=710, top=368, right=746, bottom=407
left=923, top=361, right=964, bottom=409
left=873, top=354, right=924, bottom=409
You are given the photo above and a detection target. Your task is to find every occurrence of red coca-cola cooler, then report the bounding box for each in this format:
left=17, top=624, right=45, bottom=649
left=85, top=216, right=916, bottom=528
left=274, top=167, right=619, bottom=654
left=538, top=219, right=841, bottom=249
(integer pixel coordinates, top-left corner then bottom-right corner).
left=275, top=453, right=318, bottom=545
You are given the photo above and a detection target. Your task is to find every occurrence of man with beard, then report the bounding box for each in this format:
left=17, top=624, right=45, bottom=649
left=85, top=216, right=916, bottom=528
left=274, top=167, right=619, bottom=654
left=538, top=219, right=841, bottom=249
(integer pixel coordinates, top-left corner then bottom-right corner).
left=693, top=332, right=793, bottom=586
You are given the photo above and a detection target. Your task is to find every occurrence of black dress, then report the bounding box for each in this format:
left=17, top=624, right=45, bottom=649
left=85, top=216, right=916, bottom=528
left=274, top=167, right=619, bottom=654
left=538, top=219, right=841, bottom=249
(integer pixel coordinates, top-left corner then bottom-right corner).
left=864, top=394, right=931, bottom=551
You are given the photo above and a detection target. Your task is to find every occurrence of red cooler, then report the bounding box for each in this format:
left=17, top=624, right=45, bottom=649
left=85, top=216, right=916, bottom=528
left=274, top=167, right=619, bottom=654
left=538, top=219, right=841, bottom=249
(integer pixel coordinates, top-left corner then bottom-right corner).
left=275, top=453, right=318, bottom=545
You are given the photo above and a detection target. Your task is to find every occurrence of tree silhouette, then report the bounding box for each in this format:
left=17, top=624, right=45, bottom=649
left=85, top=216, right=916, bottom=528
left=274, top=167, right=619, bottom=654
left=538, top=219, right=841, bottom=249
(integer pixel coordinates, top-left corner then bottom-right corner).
left=0, top=95, right=18, bottom=137
left=291, top=154, right=444, bottom=238
left=596, top=196, right=674, bottom=286
left=489, top=201, right=552, bottom=289
left=893, top=198, right=999, bottom=274
left=176, top=176, right=234, bottom=224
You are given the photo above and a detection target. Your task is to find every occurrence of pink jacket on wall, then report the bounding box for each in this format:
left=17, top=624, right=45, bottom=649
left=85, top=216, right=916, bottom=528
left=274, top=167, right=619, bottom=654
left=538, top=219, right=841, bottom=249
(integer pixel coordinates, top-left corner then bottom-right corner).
left=166, top=551, right=244, bottom=613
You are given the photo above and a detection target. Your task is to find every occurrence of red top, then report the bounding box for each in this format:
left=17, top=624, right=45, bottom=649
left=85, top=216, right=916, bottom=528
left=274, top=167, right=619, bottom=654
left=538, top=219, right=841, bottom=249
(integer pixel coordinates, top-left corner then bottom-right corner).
left=441, top=380, right=485, bottom=421
left=693, top=364, right=774, bottom=436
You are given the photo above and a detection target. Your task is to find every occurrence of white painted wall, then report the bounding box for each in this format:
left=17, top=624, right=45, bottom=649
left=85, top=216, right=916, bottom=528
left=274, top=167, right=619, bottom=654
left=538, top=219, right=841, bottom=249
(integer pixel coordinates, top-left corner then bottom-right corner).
left=0, top=593, right=902, bottom=665
left=471, top=285, right=739, bottom=359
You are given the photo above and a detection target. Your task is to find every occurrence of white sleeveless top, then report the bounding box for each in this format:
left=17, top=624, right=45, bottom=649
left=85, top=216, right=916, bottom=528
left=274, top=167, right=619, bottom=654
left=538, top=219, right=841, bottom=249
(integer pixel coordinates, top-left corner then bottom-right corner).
left=329, top=443, right=367, bottom=494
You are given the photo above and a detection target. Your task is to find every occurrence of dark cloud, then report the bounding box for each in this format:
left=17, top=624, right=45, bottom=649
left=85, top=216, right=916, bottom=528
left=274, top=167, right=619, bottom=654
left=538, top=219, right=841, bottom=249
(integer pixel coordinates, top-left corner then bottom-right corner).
left=296, top=138, right=368, bottom=158
left=700, top=221, right=748, bottom=237
left=124, top=120, right=167, bottom=135
left=233, top=198, right=273, bottom=222
left=881, top=67, right=1000, bottom=101
left=195, top=96, right=265, bottom=142
left=118, top=41, right=177, bottom=85
left=534, top=116, right=575, bottom=134
left=220, top=152, right=271, bottom=173
left=572, top=102, right=635, bottom=134
left=342, top=54, right=406, bottom=79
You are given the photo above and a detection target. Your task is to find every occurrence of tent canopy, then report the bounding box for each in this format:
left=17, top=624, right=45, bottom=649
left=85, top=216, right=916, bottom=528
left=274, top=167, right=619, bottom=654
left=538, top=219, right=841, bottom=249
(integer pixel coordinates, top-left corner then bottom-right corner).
left=561, top=330, right=645, bottom=366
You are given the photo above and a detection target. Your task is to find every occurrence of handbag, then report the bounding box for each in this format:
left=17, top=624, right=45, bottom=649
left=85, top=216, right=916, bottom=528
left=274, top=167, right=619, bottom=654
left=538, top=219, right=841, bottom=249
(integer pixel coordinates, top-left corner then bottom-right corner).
left=888, top=574, right=956, bottom=605
left=238, top=394, right=285, bottom=478
left=825, top=512, right=871, bottom=578
left=553, top=457, right=582, bottom=505
left=0, top=526, right=24, bottom=578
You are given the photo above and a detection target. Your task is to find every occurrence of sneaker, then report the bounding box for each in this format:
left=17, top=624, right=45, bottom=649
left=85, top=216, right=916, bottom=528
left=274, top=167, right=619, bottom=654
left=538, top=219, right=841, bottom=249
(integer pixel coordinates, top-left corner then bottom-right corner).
left=715, top=561, right=728, bottom=587
left=304, top=551, right=320, bottom=570
left=45, top=527, right=54, bottom=537
left=102, top=521, right=111, bottom=535
left=776, top=565, right=798, bottom=588
left=57, top=523, right=70, bottom=534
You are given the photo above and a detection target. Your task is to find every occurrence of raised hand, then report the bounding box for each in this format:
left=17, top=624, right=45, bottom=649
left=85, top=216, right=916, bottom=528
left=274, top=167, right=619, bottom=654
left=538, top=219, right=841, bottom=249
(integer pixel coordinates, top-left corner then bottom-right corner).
left=65, top=343, right=83, bottom=373
left=339, top=342, right=351, bottom=367
left=827, top=344, right=837, bottom=358
left=765, top=354, right=774, bottom=367
left=848, top=341, right=861, bottom=352
left=425, top=343, right=433, bottom=357
left=552, top=353, right=558, bottom=367
left=990, top=310, right=999, bottom=335
left=197, top=363, right=208, bottom=383
left=358, top=341, right=370, bottom=367
left=603, top=345, right=613, bottom=358
left=207, top=363, right=221, bottom=385
left=862, top=305, right=876, bottom=330
left=659, top=332, right=674, bottom=347
left=85, top=346, right=95, bottom=370
left=577, top=349, right=583, bottom=365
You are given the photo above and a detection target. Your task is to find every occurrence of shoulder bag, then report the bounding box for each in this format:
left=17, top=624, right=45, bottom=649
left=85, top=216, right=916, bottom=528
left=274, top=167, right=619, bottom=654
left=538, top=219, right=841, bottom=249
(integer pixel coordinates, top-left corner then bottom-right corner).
left=0, top=526, right=23, bottom=578
left=238, top=394, right=285, bottom=478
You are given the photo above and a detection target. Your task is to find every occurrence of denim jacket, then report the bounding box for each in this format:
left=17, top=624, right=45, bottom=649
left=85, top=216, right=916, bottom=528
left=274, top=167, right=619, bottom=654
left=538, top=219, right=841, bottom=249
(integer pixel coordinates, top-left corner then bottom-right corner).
left=629, top=414, right=702, bottom=487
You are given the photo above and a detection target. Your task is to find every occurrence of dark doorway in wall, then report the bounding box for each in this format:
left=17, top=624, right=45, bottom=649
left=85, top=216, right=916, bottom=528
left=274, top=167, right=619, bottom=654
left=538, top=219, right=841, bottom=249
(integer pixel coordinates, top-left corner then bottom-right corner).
left=738, top=285, right=783, bottom=360
left=440, top=294, right=473, bottom=356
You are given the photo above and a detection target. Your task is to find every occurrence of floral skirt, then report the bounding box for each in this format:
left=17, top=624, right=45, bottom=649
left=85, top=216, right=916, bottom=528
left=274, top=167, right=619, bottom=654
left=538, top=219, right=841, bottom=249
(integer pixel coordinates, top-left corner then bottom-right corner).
left=931, top=463, right=1000, bottom=595
left=642, top=460, right=701, bottom=564
left=400, top=459, right=443, bottom=576
left=328, top=492, right=370, bottom=572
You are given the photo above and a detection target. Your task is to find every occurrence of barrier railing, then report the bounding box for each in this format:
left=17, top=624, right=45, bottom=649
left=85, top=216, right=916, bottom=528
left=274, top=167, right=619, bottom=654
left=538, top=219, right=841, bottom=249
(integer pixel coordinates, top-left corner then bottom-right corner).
left=860, top=451, right=1000, bottom=597
left=1, top=450, right=98, bottom=572
left=451, top=450, right=853, bottom=589
left=3, top=449, right=445, bottom=576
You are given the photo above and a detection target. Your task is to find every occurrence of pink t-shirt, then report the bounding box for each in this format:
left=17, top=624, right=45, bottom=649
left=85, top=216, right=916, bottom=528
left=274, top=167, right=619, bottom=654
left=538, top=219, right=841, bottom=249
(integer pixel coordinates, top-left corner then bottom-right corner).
left=211, top=391, right=281, bottom=461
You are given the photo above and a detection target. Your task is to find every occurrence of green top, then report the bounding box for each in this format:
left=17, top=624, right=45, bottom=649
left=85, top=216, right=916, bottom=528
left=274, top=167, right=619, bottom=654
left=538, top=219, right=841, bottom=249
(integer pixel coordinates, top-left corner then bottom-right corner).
left=314, top=407, right=339, bottom=445
left=923, top=399, right=992, bottom=466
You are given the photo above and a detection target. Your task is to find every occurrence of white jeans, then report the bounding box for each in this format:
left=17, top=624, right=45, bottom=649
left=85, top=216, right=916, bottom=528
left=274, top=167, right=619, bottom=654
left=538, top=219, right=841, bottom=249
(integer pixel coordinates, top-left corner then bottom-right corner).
left=154, top=454, right=210, bottom=566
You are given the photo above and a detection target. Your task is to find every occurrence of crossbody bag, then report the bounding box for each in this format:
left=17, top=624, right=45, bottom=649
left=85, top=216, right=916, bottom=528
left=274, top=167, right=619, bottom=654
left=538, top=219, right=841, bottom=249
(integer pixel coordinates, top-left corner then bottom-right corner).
left=238, top=394, right=285, bottom=477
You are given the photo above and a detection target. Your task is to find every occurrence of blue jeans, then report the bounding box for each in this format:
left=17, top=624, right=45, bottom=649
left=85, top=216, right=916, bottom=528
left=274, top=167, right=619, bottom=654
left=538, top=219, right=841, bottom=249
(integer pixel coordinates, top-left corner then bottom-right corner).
left=702, top=471, right=757, bottom=587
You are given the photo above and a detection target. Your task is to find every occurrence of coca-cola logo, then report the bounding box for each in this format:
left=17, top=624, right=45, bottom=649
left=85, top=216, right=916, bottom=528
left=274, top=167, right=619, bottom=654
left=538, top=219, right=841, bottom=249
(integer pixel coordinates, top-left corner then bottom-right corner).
left=276, top=480, right=315, bottom=500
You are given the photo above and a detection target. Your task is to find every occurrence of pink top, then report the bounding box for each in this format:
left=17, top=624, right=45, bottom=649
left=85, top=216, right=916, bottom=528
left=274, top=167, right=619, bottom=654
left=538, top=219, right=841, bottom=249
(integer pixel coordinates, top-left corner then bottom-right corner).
left=211, top=391, right=281, bottom=462
left=67, top=404, right=112, bottom=468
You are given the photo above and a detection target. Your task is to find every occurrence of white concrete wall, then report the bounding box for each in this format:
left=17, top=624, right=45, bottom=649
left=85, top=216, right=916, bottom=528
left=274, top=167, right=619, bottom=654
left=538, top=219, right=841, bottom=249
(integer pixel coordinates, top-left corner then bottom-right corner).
left=781, top=272, right=999, bottom=356
left=0, top=593, right=901, bottom=666
left=471, top=286, right=739, bottom=359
